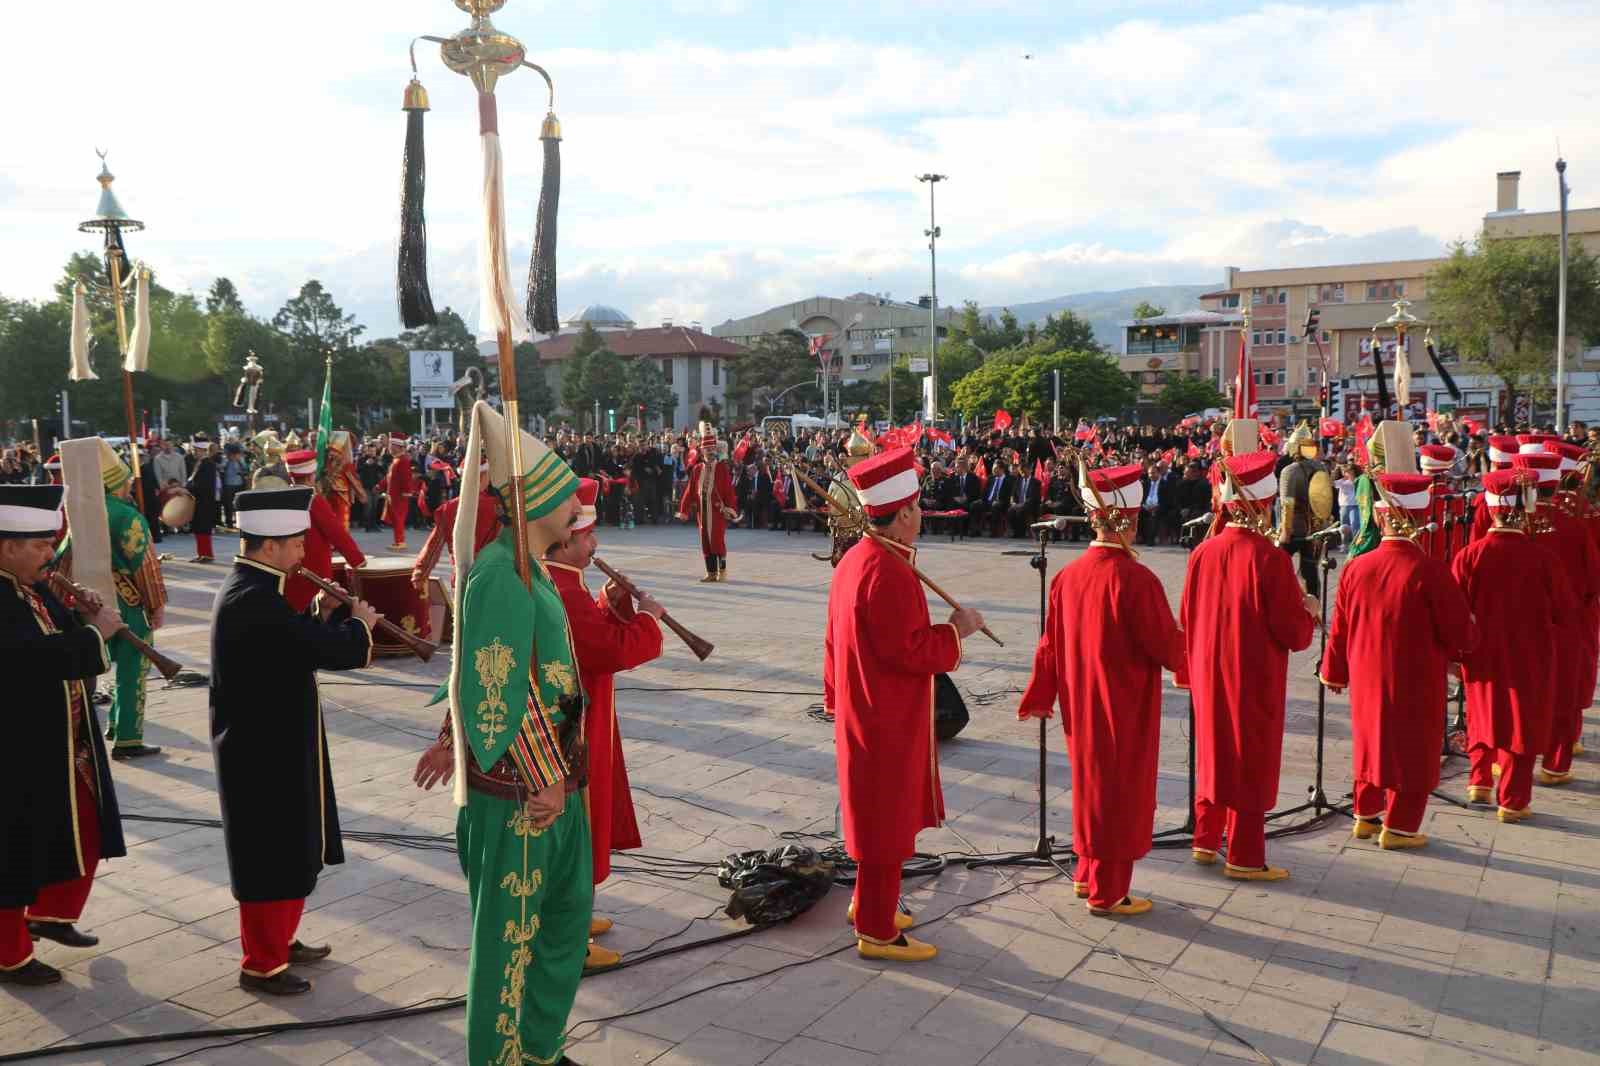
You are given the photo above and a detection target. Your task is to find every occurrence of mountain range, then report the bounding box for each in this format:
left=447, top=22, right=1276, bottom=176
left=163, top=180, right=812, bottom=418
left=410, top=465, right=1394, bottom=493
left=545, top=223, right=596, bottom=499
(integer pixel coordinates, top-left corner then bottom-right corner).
left=982, top=284, right=1216, bottom=347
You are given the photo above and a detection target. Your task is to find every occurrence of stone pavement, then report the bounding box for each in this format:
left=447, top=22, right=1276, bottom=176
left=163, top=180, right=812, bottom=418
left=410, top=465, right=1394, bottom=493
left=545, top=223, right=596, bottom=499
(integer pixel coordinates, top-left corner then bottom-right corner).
left=3, top=521, right=1598, bottom=1066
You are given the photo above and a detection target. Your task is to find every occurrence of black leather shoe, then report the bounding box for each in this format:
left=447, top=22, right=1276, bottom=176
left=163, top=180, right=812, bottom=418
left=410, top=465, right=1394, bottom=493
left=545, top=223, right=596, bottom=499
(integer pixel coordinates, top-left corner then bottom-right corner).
left=288, top=940, right=331, bottom=964
left=112, top=744, right=163, bottom=760
left=239, top=970, right=312, bottom=996
left=27, top=922, right=98, bottom=948
left=0, top=960, right=63, bottom=986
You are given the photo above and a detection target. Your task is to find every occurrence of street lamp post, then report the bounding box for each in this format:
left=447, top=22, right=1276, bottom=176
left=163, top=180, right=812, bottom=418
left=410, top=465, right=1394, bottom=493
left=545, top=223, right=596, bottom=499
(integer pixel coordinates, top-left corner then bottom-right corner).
left=1557, top=156, right=1570, bottom=432
left=917, top=173, right=946, bottom=420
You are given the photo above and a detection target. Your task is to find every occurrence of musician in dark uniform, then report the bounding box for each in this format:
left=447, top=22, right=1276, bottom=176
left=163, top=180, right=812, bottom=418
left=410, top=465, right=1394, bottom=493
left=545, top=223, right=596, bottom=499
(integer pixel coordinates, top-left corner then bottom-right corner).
left=210, top=487, right=378, bottom=996
left=0, top=485, right=126, bottom=986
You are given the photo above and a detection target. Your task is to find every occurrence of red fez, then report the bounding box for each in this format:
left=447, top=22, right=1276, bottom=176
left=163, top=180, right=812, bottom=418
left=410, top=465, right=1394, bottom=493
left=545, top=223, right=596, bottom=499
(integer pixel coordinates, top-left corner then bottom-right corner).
left=848, top=446, right=920, bottom=517
left=572, top=477, right=599, bottom=532
left=1513, top=451, right=1561, bottom=485
left=1418, top=444, right=1457, bottom=472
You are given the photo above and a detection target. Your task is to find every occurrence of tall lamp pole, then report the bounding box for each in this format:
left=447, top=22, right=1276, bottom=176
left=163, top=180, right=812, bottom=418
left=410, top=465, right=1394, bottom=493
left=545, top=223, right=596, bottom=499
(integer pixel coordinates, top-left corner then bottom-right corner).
left=78, top=152, right=147, bottom=513
left=1557, top=156, right=1570, bottom=432
left=917, top=173, right=946, bottom=420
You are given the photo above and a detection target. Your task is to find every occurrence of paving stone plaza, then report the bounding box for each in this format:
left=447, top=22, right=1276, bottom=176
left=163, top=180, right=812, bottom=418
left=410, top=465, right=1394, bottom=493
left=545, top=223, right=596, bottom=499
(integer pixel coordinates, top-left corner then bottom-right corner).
left=3, top=523, right=1598, bottom=1066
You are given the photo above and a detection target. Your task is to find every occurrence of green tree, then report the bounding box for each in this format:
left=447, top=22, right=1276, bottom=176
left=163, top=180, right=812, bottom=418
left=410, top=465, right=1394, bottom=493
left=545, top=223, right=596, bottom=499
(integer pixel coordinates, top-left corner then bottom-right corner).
left=272, top=280, right=366, bottom=406
left=947, top=301, right=1025, bottom=354
left=723, top=329, right=814, bottom=415
left=584, top=348, right=627, bottom=416
left=932, top=338, right=982, bottom=413
left=1428, top=232, right=1600, bottom=411
left=1156, top=372, right=1226, bottom=416
left=949, top=351, right=1027, bottom=419
left=0, top=299, right=72, bottom=432
left=1038, top=309, right=1101, bottom=352
left=622, top=358, right=677, bottom=425
left=1131, top=301, right=1166, bottom=320
left=205, top=278, right=245, bottom=316
left=512, top=340, right=556, bottom=419
left=1004, top=349, right=1134, bottom=423
left=560, top=323, right=610, bottom=423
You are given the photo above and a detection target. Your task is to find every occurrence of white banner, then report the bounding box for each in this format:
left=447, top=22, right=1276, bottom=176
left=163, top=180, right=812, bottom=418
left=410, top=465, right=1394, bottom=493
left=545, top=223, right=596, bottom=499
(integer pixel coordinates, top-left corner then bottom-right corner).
left=409, top=350, right=455, bottom=392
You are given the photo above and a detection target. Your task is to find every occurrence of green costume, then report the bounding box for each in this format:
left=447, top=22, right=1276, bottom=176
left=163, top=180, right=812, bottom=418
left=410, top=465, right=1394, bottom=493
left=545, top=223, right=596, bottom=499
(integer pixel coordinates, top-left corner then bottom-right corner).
left=105, top=493, right=158, bottom=747
left=1349, top=473, right=1380, bottom=559
left=438, top=432, right=587, bottom=1066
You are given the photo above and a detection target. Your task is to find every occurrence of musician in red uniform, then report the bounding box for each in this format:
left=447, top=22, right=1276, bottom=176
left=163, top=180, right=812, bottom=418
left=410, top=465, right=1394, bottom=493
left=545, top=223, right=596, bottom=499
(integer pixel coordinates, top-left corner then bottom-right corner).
left=376, top=436, right=414, bottom=551
left=1531, top=444, right=1600, bottom=783
left=282, top=450, right=366, bottom=615
left=1182, top=449, right=1316, bottom=881
left=1453, top=469, right=1559, bottom=822
left=1018, top=463, right=1184, bottom=917
left=676, top=423, right=738, bottom=582
left=1322, top=473, right=1478, bottom=850
left=1417, top=444, right=1464, bottom=564
left=1470, top=435, right=1524, bottom=542
left=408, top=460, right=501, bottom=638
left=544, top=479, right=664, bottom=970
left=825, top=447, right=984, bottom=962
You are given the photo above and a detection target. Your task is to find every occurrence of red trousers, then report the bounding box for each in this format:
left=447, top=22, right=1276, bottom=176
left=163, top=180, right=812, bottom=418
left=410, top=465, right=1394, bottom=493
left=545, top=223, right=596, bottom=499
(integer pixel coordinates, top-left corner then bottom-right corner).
left=387, top=495, right=410, bottom=546
left=851, top=861, right=902, bottom=943
left=1076, top=857, right=1133, bottom=910
left=195, top=532, right=214, bottom=558
left=1544, top=714, right=1577, bottom=775
left=0, top=779, right=101, bottom=970
left=239, top=898, right=305, bottom=977
left=1193, top=798, right=1265, bottom=869
left=1353, top=781, right=1428, bottom=834
left=1468, top=744, right=1534, bottom=811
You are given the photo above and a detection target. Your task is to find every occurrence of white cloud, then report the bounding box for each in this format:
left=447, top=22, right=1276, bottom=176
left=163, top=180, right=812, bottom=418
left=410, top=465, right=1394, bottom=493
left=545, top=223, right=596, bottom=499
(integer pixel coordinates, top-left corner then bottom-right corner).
left=1, top=0, right=1593, bottom=342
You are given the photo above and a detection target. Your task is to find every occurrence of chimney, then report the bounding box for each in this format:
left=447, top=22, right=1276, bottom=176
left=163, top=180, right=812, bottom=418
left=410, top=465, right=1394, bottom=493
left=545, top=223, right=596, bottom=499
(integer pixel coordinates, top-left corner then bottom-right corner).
left=917, top=295, right=932, bottom=309
left=661, top=317, right=673, bottom=328
left=1496, top=170, right=1521, bottom=212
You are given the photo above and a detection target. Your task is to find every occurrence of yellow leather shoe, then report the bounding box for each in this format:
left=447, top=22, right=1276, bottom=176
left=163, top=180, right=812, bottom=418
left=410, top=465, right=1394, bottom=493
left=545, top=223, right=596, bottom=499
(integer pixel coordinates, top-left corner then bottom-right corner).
left=1574, top=740, right=1587, bottom=756
left=699, top=573, right=719, bottom=583
left=1538, top=769, right=1572, bottom=786
left=1378, top=828, right=1428, bottom=850
left=857, top=935, right=937, bottom=962
left=1074, top=882, right=1089, bottom=899
left=590, top=916, right=613, bottom=937
left=845, top=901, right=914, bottom=931
left=1351, top=816, right=1381, bottom=840
left=584, top=942, right=621, bottom=971
left=1088, top=896, right=1154, bottom=917
left=1225, top=864, right=1290, bottom=882
left=1497, top=805, right=1532, bottom=823
left=1192, top=848, right=1217, bottom=865
left=1466, top=786, right=1493, bottom=805
left=1491, top=762, right=1502, bottom=778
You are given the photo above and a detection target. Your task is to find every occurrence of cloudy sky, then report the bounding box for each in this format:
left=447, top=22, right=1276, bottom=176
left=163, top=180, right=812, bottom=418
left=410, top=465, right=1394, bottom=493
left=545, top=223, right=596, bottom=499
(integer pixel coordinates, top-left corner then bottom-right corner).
left=3, top=0, right=1592, bottom=337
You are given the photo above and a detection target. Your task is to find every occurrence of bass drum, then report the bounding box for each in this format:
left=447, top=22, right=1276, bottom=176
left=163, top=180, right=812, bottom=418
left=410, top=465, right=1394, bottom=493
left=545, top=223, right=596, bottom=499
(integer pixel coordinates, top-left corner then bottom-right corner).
left=350, top=557, right=430, bottom=655
left=158, top=486, right=196, bottom=529
left=329, top=554, right=352, bottom=593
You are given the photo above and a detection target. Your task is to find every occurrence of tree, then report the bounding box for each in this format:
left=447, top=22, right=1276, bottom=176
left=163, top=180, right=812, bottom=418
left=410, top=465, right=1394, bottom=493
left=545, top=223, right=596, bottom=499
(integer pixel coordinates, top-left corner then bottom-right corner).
left=0, top=299, right=71, bottom=432
left=1156, top=372, right=1226, bottom=416
left=1131, top=301, right=1166, bottom=321
left=931, top=337, right=982, bottom=413
left=1038, top=309, right=1101, bottom=352
left=1428, top=233, right=1600, bottom=413
left=1005, top=349, right=1134, bottom=424
left=560, top=323, right=612, bottom=424
left=584, top=348, right=627, bottom=418
left=273, top=281, right=366, bottom=405
left=723, top=329, right=814, bottom=415
left=205, top=278, right=245, bottom=316
left=947, top=301, right=1024, bottom=354
left=949, top=351, right=1026, bottom=419
left=622, top=358, right=677, bottom=426
left=512, top=341, right=556, bottom=419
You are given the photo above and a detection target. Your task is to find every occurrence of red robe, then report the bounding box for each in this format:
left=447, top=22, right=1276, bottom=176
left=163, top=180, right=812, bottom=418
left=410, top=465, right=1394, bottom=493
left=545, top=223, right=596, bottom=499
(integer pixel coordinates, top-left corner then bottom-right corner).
left=378, top=455, right=414, bottom=515
left=1451, top=531, right=1559, bottom=757
left=548, top=562, right=663, bottom=884
left=285, top=494, right=366, bottom=613
left=1536, top=507, right=1600, bottom=722
left=1322, top=539, right=1479, bottom=794
left=1018, top=545, right=1185, bottom=861
left=1470, top=493, right=1492, bottom=543
left=1418, top=487, right=1467, bottom=564
left=825, top=536, right=962, bottom=863
left=411, top=492, right=501, bottom=588
left=678, top=460, right=737, bottom=556
left=1180, top=525, right=1316, bottom=812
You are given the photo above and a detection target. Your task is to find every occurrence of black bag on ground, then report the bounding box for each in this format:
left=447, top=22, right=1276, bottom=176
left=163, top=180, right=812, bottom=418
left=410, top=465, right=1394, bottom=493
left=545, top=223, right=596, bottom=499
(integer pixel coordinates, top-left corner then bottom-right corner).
left=934, top=672, right=969, bottom=741
left=718, top=844, right=835, bottom=925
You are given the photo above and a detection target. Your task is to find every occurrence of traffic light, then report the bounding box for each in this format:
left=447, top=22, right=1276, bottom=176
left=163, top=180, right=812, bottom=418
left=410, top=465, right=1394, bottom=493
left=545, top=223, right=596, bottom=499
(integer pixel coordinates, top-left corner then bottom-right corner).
left=1327, top=378, right=1343, bottom=418
left=410, top=394, right=420, bottom=410
left=1303, top=307, right=1320, bottom=339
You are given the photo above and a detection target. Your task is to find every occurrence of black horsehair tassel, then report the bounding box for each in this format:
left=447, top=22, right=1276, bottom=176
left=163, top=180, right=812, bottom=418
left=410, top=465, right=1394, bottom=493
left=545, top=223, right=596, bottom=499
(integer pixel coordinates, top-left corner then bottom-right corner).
left=527, top=111, right=562, bottom=335
left=398, top=78, right=437, bottom=329
left=1425, top=338, right=1463, bottom=402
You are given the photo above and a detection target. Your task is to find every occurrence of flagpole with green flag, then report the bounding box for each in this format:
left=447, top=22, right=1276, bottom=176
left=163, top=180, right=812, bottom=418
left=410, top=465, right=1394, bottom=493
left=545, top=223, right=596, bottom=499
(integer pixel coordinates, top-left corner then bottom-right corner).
left=314, top=351, right=334, bottom=478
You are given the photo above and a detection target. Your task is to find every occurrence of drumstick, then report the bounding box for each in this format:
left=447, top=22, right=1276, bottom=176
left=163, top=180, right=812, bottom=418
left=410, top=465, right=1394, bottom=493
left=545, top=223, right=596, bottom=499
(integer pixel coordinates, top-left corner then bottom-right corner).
left=290, top=566, right=438, bottom=662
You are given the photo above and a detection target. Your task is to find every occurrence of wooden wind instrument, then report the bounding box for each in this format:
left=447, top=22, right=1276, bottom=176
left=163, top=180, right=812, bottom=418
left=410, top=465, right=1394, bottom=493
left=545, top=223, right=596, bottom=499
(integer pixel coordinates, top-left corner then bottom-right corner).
left=47, top=573, right=185, bottom=680
left=592, top=555, right=714, bottom=661
left=780, top=459, right=1004, bottom=647
left=289, top=566, right=438, bottom=663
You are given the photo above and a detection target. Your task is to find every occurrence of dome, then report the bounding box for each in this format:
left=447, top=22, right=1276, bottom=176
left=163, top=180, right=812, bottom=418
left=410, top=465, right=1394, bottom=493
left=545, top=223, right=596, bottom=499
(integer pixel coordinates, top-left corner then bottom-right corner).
left=564, top=304, right=635, bottom=329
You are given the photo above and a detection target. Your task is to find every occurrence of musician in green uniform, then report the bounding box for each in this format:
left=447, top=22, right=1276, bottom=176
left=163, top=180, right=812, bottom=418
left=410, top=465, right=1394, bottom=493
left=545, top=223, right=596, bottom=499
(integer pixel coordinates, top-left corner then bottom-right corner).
left=413, top=403, right=588, bottom=1066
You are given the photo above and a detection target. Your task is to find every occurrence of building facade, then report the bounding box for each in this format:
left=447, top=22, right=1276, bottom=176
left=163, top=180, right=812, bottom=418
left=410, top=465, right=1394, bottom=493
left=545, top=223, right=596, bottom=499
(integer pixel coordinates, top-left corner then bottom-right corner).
left=533, top=314, right=746, bottom=431
left=1117, top=308, right=1243, bottom=418
left=711, top=293, right=957, bottom=418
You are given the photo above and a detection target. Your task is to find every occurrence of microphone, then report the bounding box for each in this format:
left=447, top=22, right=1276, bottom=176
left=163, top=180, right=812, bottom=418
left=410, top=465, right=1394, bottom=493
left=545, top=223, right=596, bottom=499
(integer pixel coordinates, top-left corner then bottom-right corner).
left=1182, top=513, right=1214, bottom=529
left=1307, top=525, right=1345, bottom=540
left=1031, top=516, right=1089, bottom=531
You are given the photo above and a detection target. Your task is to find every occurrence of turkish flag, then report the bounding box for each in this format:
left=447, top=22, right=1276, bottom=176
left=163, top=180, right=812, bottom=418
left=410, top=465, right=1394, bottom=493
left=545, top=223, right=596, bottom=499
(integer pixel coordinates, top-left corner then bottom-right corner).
left=993, top=409, right=1013, bottom=432
left=1161, top=448, right=1176, bottom=464
left=1233, top=331, right=1256, bottom=418
left=1461, top=417, right=1481, bottom=436
left=1319, top=417, right=1345, bottom=439
left=975, top=456, right=989, bottom=486
left=1186, top=441, right=1202, bottom=458
left=1034, top=458, right=1048, bottom=480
